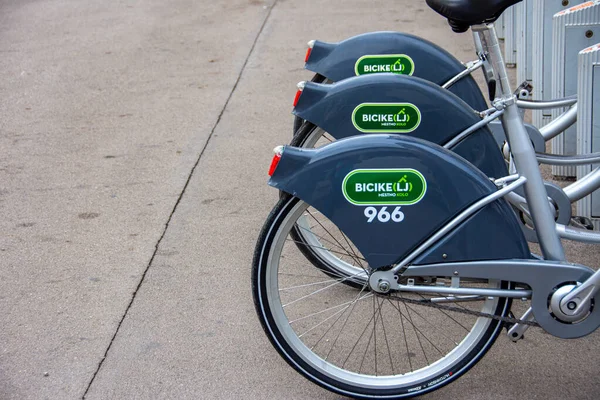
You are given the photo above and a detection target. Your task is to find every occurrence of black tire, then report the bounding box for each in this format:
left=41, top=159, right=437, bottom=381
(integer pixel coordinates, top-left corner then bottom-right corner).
left=290, top=120, right=326, bottom=148
left=292, top=73, right=327, bottom=134
left=253, top=196, right=511, bottom=399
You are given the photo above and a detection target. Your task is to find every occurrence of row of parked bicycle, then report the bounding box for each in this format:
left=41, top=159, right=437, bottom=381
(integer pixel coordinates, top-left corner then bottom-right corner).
left=252, top=1, right=600, bottom=399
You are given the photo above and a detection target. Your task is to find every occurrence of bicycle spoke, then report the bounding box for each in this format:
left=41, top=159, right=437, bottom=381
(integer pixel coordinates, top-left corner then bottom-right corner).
left=386, top=296, right=442, bottom=361
left=389, top=298, right=413, bottom=373
left=324, top=289, right=370, bottom=361
left=290, top=292, right=372, bottom=326
left=305, top=208, right=366, bottom=267
left=399, top=300, right=462, bottom=347
left=311, top=289, right=372, bottom=352
left=416, top=293, right=471, bottom=332
left=285, top=237, right=368, bottom=263
left=294, top=222, right=353, bottom=254
left=281, top=263, right=367, bottom=284
left=280, top=278, right=354, bottom=292
left=358, top=297, right=378, bottom=374
left=282, top=270, right=368, bottom=308
left=375, top=296, right=396, bottom=375
left=279, top=272, right=350, bottom=279
left=297, top=303, right=356, bottom=339
left=340, top=230, right=366, bottom=271
left=343, top=306, right=378, bottom=369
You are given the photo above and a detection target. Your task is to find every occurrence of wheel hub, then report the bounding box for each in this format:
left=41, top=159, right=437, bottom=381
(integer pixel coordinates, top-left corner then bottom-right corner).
left=377, top=280, right=391, bottom=293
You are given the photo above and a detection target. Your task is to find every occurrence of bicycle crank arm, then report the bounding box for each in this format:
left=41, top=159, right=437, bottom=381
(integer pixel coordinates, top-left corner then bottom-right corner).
left=507, top=307, right=535, bottom=342
left=558, top=267, right=600, bottom=317
left=370, top=259, right=600, bottom=339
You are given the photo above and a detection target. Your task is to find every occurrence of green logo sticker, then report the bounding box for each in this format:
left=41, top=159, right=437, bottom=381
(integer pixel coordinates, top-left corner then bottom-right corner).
left=342, top=169, right=427, bottom=205
left=352, top=103, right=421, bottom=133
left=355, top=54, right=415, bottom=76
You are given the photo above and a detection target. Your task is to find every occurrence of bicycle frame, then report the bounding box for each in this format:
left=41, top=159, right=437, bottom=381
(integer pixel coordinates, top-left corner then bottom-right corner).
left=474, top=25, right=600, bottom=249
left=451, top=107, right=600, bottom=206
left=451, top=23, right=600, bottom=310
left=374, top=21, right=600, bottom=339
left=442, top=73, right=599, bottom=207
left=440, top=54, right=578, bottom=141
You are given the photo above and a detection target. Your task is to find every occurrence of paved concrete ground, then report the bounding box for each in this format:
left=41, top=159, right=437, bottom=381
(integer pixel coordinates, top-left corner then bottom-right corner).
left=0, top=0, right=599, bottom=399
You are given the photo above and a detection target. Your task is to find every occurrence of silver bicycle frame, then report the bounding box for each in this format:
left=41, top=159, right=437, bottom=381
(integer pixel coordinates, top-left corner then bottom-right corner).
left=453, top=25, right=569, bottom=262
left=471, top=28, right=578, bottom=141
left=442, top=59, right=484, bottom=89
left=431, top=26, right=600, bottom=231
left=442, top=62, right=577, bottom=141
left=445, top=25, right=600, bottom=315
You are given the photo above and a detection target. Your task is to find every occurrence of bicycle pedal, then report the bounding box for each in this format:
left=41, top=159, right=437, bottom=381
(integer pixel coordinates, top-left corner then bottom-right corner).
left=571, top=216, right=595, bottom=231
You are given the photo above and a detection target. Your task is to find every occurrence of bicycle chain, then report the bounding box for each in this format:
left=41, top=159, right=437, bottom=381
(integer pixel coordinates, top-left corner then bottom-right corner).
left=377, top=293, right=540, bottom=327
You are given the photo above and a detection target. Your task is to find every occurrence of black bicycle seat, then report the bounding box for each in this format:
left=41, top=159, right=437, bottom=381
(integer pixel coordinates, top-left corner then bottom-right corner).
left=426, top=0, right=523, bottom=32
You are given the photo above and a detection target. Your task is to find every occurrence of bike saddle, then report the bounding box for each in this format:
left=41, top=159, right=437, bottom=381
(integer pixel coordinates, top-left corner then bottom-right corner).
left=426, top=0, right=522, bottom=33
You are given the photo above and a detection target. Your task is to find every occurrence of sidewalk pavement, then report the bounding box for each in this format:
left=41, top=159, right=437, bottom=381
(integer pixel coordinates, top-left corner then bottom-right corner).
left=1, top=1, right=599, bottom=399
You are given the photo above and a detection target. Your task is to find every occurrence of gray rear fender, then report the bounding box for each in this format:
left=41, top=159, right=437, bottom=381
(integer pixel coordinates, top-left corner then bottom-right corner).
left=294, top=74, right=508, bottom=178
left=270, top=135, right=530, bottom=269
left=306, top=31, right=488, bottom=110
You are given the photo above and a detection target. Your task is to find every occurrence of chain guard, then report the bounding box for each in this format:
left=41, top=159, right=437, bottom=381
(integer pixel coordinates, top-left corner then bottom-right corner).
left=394, top=260, right=600, bottom=339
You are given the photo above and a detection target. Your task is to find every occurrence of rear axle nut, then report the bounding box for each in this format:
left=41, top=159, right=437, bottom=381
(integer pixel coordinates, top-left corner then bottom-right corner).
left=378, top=280, right=391, bottom=293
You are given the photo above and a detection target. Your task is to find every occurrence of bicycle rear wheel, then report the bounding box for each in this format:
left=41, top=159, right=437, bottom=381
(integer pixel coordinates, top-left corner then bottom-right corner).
left=253, top=196, right=510, bottom=399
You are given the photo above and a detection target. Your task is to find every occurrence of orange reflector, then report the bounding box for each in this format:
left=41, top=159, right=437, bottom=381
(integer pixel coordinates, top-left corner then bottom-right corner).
left=304, top=47, right=312, bottom=63
left=268, top=153, right=282, bottom=176
left=293, top=90, right=302, bottom=107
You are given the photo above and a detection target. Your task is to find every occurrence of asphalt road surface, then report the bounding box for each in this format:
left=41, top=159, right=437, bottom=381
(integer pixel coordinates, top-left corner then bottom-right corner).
left=1, top=0, right=599, bottom=399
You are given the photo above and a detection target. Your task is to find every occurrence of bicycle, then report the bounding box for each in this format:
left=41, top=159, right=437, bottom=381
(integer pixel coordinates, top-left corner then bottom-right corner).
left=285, top=7, right=599, bottom=283
left=252, top=0, right=600, bottom=398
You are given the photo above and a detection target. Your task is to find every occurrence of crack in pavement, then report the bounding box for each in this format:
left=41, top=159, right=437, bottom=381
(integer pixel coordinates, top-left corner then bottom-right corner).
left=81, top=1, right=279, bottom=397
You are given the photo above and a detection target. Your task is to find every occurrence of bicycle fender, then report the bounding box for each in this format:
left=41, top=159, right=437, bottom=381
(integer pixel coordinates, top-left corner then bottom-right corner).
left=270, top=134, right=529, bottom=269
left=306, top=32, right=488, bottom=110
left=294, top=74, right=508, bottom=178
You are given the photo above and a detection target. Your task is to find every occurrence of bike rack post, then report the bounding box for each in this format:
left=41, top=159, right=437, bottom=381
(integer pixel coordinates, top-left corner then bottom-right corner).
left=532, top=0, right=587, bottom=129
left=577, top=43, right=600, bottom=229
left=551, top=1, right=600, bottom=178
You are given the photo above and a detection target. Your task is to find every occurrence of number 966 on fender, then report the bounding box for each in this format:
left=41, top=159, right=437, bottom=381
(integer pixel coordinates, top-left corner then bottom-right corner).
left=364, top=206, right=404, bottom=223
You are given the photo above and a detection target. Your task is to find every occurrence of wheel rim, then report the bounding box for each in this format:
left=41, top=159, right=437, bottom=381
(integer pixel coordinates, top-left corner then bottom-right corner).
left=264, top=199, right=504, bottom=392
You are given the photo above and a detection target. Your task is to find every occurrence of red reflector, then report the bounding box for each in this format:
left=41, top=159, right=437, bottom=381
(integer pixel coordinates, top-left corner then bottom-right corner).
left=293, top=90, right=302, bottom=107
left=304, top=47, right=312, bottom=63
left=268, top=154, right=282, bottom=176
